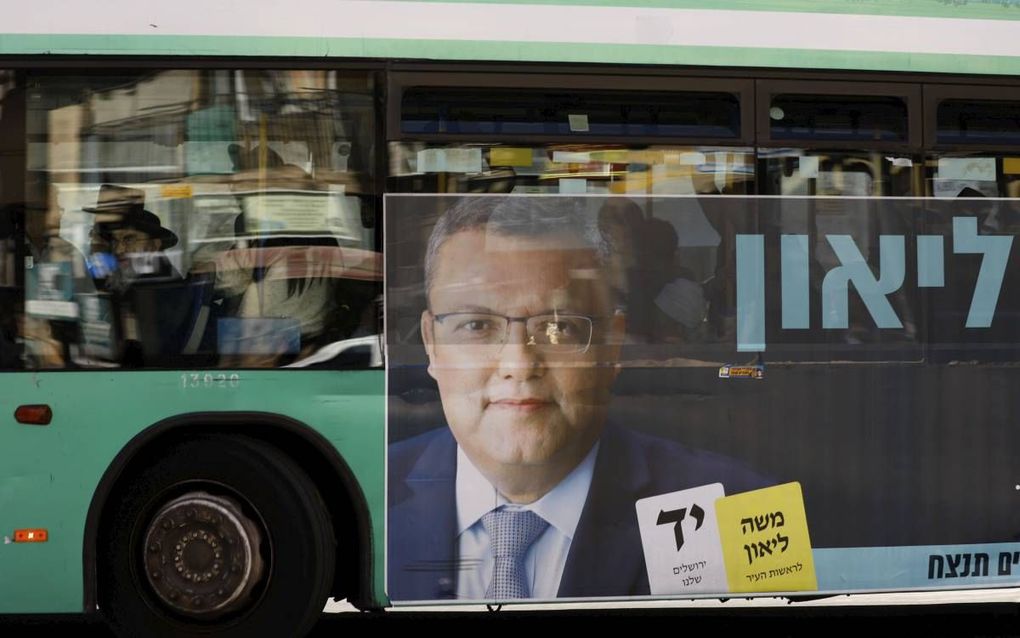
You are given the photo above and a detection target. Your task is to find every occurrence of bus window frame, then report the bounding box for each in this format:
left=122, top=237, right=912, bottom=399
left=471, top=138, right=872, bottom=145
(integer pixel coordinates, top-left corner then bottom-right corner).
left=924, top=83, right=1020, bottom=153
left=755, top=79, right=923, bottom=153
left=387, top=71, right=755, bottom=147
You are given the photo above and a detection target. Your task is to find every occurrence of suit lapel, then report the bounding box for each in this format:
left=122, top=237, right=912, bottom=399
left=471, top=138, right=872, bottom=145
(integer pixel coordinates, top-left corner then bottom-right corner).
left=388, top=429, right=459, bottom=601
left=557, top=426, right=652, bottom=597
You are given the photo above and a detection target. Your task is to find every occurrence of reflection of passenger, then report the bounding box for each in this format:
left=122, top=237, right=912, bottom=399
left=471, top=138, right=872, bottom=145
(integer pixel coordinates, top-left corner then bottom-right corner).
left=597, top=200, right=706, bottom=344
left=388, top=197, right=769, bottom=601
left=218, top=253, right=334, bottom=357
left=84, top=184, right=209, bottom=367
left=644, top=217, right=707, bottom=342
left=86, top=184, right=180, bottom=289
left=216, top=152, right=377, bottom=367
left=597, top=198, right=647, bottom=338
left=215, top=169, right=338, bottom=367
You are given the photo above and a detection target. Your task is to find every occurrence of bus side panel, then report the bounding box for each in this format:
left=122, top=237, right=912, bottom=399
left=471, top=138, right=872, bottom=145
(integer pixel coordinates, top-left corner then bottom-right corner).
left=0, top=369, right=384, bottom=614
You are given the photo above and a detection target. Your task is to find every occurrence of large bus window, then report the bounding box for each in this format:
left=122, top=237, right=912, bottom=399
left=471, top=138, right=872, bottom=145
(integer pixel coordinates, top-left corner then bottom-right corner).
left=757, top=150, right=922, bottom=361
left=22, top=69, right=381, bottom=370
left=389, top=143, right=756, bottom=363
left=924, top=152, right=1020, bottom=361
left=754, top=84, right=921, bottom=361
left=389, top=77, right=757, bottom=358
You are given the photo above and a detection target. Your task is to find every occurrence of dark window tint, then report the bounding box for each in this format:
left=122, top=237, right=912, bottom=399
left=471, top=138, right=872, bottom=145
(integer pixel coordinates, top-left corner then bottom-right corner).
left=401, top=88, right=741, bottom=139
left=769, top=94, right=908, bottom=143
left=937, top=99, right=1020, bottom=146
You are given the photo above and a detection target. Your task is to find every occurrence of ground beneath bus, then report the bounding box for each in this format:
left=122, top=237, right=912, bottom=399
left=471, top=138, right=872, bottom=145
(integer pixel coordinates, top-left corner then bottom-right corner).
left=3, top=598, right=1020, bottom=637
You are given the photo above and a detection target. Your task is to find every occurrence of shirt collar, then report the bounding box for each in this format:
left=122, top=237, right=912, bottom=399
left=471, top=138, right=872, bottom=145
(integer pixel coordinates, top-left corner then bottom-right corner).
left=455, top=441, right=599, bottom=541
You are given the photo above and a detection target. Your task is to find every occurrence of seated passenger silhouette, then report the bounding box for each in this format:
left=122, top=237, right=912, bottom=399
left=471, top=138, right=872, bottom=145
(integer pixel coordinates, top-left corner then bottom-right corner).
left=85, top=184, right=211, bottom=367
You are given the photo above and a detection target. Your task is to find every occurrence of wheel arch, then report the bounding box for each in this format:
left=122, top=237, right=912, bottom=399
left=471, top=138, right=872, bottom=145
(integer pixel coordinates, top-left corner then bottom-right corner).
left=83, top=412, right=378, bottom=614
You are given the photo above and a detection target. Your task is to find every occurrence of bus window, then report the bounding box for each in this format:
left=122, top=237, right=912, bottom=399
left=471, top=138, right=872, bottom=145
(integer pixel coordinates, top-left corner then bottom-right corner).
left=389, top=79, right=755, bottom=358
left=768, top=94, right=909, bottom=143
left=756, top=149, right=922, bottom=361
left=759, top=150, right=917, bottom=198
left=388, top=142, right=757, bottom=363
left=923, top=152, right=1020, bottom=362
left=936, top=98, right=1020, bottom=147
left=22, top=69, right=382, bottom=370
left=389, top=143, right=754, bottom=195
left=400, top=87, right=743, bottom=139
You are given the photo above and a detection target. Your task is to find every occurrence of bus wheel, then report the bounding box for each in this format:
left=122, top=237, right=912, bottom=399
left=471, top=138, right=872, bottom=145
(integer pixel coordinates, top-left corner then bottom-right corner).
left=99, top=435, right=336, bottom=638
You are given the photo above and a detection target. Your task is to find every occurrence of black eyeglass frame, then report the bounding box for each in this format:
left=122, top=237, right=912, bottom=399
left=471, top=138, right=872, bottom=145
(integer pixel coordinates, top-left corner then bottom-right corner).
left=430, top=311, right=611, bottom=354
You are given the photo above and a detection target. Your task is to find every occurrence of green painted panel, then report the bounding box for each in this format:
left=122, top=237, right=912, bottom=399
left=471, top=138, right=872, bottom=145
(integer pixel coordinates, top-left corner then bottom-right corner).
left=391, top=0, right=1020, bottom=21
left=0, top=369, right=385, bottom=613
left=0, top=34, right=1019, bottom=76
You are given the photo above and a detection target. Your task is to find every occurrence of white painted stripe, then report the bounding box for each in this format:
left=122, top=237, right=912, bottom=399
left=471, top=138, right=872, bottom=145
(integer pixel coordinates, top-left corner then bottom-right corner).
left=4, top=1, right=1020, bottom=58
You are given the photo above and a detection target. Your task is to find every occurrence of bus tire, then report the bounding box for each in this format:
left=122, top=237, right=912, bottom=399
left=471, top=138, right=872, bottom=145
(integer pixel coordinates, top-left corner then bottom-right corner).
left=98, top=434, right=336, bottom=638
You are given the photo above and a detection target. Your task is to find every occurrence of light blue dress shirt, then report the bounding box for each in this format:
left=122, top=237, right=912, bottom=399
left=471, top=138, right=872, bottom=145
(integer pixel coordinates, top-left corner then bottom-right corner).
left=454, top=442, right=599, bottom=600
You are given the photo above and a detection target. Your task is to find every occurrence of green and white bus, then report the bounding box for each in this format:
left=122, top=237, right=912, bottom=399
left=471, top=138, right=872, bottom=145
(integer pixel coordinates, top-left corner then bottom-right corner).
left=5, top=1, right=1020, bottom=635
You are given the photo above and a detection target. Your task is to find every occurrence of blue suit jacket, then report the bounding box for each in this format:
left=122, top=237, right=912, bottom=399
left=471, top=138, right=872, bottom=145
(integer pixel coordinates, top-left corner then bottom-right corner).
left=388, top=424, right=771, bottom=602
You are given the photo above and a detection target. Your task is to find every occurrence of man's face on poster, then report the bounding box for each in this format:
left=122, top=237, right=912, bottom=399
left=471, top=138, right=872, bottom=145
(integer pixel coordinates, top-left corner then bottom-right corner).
left=422, top=228, right=624, bottom=481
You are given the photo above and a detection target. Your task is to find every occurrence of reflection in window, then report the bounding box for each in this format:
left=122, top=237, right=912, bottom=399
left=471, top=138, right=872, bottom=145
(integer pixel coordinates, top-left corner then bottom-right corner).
left=388, top=143, right=755, bottom=196
left=759, top=150, right=916, bottom=198
left=926, top=153, right=1020, bottom=199
left=924, top=152, right=1020, bottom=361
left=388, top=145, right=755, bottom=353
left=22, top=70, right=381, bottom=370
left=757, top=149, right=921, bottom=357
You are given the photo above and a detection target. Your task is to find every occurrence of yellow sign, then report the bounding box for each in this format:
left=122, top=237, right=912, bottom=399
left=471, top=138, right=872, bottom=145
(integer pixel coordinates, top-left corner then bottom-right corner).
left=160, top=183, right=194, bottom=199
left=1004, top=158, right=1020, bottom=175
left=718, top=365, right=764, bottom=379
left=489, top=147, right=534, bottom=167
left=715, top=482, right=817, bottom=593
left=588, top=149, right=633, bottom=163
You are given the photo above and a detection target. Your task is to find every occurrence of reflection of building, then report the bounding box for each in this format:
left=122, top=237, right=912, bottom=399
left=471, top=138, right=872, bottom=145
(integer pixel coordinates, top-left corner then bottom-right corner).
left=32, top=70, right=375, bottom=250
left=21, top=69, right=381, bottom=369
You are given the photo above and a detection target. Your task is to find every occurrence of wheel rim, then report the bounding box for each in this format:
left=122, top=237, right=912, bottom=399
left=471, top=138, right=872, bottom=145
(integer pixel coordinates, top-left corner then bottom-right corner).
left=142, top=491, right=266, bottom=618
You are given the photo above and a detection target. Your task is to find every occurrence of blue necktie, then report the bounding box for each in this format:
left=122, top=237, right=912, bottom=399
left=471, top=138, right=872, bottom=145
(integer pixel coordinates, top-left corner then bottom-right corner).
left=481, top=509, right=549, bottom=599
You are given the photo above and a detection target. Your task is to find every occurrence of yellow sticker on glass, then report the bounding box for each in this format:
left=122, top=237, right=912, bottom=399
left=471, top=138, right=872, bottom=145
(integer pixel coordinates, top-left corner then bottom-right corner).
left=1004, top=158, right=1020, bottom=175
left=160, top=183, right=193, bottom=199
left=489, top=147, right=533, bottom=167
left=715, top=482, right=817, bottom=593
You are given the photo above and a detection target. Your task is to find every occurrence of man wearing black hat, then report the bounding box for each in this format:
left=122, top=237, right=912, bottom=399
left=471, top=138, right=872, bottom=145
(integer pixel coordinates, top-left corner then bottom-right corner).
left=84, top=184, right=198, bottom=366
left=86, top=184, right=180, bottom=286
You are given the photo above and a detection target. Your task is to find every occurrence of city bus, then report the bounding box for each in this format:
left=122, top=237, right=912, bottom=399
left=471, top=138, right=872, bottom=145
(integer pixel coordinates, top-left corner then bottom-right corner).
left=4, top=1, right=1020, bottom=636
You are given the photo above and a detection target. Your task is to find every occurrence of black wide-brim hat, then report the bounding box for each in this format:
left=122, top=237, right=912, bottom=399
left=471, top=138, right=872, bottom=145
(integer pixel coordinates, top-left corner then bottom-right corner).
left=83, top=184, right=179, bottom=249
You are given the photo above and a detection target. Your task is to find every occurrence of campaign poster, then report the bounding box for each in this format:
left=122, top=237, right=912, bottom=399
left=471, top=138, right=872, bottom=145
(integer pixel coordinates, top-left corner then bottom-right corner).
left=385, top=194, right=1020, bottom=603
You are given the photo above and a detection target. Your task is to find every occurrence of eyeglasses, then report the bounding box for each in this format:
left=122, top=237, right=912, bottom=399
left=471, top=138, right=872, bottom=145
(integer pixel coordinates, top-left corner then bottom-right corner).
left=110, top=232, right=152, bottom=251
left=90, top=229, right=150, bottom=252
left=431, top=311, right=596, bottom=354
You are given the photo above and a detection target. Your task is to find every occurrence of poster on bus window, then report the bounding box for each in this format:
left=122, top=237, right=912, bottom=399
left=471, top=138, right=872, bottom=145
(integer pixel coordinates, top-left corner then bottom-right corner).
left=385, top=194, right=1020, bottom=603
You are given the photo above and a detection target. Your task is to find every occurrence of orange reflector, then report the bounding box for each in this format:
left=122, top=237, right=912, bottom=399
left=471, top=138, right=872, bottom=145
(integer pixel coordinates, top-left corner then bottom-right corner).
left=14, top=529, right=48, bottom=543
left=14, top=405, right=52, bottom=425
